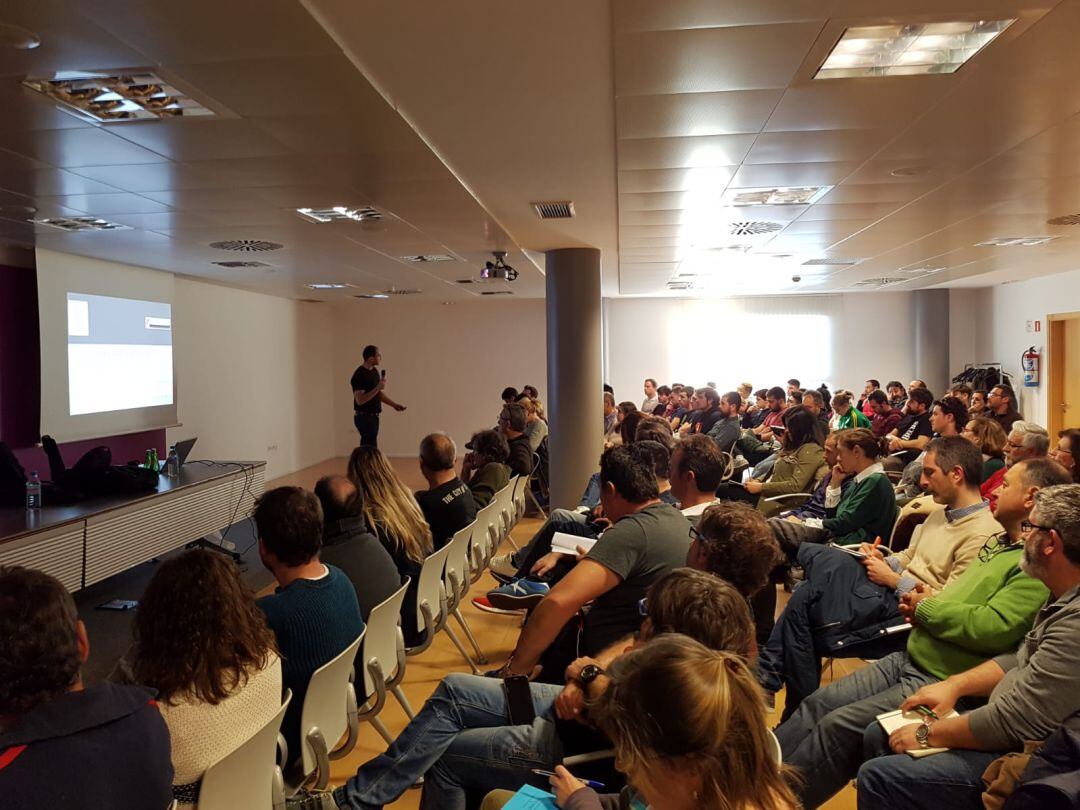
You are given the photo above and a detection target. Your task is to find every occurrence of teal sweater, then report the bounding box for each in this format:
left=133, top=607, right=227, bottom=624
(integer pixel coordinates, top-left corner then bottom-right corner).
left=908, top=546, right=1048, bottom=680
left=823, top=472, right=897, bottom=545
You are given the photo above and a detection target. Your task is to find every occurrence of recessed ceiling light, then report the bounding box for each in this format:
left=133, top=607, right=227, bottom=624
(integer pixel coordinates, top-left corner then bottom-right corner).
left=304, top=282, right=354, bottom=290
left=354, top=293, right=390, bottom=299
left=722, top=186, right=831, bottom=206
left=816, top=20, right=1015, bottom=80
left=976, top=236, right=1060, bottom=247
left=0, top=23, right=41, bottom=50
left=802, top=257, right=860, bottom=266
left=852, top=277, right=906, bottom=288
left=296, top=206, right=381, bottom=224
left=23, top=71, right=213, bottom=122
left=890, top=165, right=931, bottom=177
left=31, top=216, right=130, bottom=232
left=398, top=254, right=454, bottom=263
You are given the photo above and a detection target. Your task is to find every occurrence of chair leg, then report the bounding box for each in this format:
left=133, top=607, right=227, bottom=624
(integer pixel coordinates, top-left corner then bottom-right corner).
left=370, top=715, right=395, bottom=746
left=526, top=487, right=547, bottom=519
left=391, top=685, right=416, bottom=719
left=307, top=729, right=330, bottom=791
left=444, top=624, right=481, bottom=675
left=452, top=607, right=488, bottom=664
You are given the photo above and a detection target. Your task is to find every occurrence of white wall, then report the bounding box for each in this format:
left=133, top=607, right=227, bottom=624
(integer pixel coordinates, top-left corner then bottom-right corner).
left=603, top=293, right=918, bottom=401
left=331, top=299, right=547, bottom=458
left=169, top=278, right=337, bottom=479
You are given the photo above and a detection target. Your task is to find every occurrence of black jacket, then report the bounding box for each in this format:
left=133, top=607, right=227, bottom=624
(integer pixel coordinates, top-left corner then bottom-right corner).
left=321, top=516, right=403, bottom=622
left=0, top=683, right=172, bottom=810
left=507, top=434, right=534, bottom=478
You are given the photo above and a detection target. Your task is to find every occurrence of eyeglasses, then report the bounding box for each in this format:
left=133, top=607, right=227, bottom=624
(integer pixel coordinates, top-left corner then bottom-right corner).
left=978, top=532, right=1017, bottom=562
left=1021, top=519, right=1054, bottom=535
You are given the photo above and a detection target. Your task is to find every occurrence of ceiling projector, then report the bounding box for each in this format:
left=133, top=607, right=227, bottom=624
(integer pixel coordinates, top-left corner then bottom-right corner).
left=479, top=251, right=518, bottom=282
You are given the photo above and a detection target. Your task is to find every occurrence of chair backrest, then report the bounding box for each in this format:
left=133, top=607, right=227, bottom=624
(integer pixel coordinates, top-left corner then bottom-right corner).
left=197, top=691, right=293, bottom=810
left=443, top=522, right=476, bottom=605
left=768, top=728, right=783, bottom=767
left=493, top=481, right=515, bottom=535
left=299, top=631, right=365, bottom=776
left=361, top=580, right=410, bottom=698
left=474, top=499, right=501, bottom=556
left=414, top=540, right=454, bottom=629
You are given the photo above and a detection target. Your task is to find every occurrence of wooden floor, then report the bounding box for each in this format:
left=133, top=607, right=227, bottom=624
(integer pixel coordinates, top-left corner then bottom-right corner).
left=269, top=458, right=859, bottom=809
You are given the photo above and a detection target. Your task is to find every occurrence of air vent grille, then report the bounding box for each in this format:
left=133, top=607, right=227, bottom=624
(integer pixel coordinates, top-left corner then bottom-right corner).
left=1047, top=214, right=1080, bottom=226
left=480, top=290, right=513, bottom=296
left=31, top=216, right=130, bottom=232
left=381, top=288, right=421, bottom=296
left=852, top=277, right=905, bottom=288
left=211, top=260, right=274, bottom=269
left=802, top=257, right=858, bottom=266
left=210, top=239, right=283, bottom=252
left=532, top=201, right=575, bottom=220
left=666, top=280, right=694, bottom=290
left=455, top=278, right=475, bottom=284
left=399, top=254, right=454, bottom=263
left=729, top=220, right=782, bottom=237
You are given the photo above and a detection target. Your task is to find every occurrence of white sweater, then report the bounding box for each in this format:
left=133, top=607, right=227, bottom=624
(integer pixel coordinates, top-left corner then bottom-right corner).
left=158, top=653, right=283, bottom=805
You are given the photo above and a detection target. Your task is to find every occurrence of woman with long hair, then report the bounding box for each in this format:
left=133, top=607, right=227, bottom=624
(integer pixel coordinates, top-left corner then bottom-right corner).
left=347, top=445, right=434, bottom=644
left=549, top=634, right=795, bottom=810
left=961, top=416, right=1008, bottom=483
left=128, top=550, right=282, bottom=808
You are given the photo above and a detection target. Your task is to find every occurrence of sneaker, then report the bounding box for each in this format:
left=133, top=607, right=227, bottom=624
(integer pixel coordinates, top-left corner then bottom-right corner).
left=472, top=595, right=527, bottom=615
left=486, top=578, right=551, bottom=611
left=286, top=790, right=337, bottom=809
left=490, top=553, right=519, bottom=582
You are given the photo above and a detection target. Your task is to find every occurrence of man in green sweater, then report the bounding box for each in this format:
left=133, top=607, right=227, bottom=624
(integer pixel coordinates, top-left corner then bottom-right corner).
left=776, top=457, right=1071, bottom=808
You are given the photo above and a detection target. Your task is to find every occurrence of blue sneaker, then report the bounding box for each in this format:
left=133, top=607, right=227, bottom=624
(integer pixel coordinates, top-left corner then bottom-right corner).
left=486, top=578, right=550, bottom=610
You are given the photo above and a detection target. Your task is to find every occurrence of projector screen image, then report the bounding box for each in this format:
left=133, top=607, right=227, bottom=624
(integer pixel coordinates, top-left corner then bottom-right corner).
left=67, top=293, right=174, bottom=416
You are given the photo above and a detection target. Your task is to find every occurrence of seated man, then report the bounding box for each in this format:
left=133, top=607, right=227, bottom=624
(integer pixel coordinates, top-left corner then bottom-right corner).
left=893, top=395, right=968, bottom=503
left=855, top=482, right=1080, bottom=810
left=868, top=389, right=902, bottom=438
left=314, top=475, right=402, bottom=621
left=886, top=386, right=935, bottom=466
left=669, top=434, right=727, bottom=520
left=415, top=432, right=477, bottom=550
left=499, top=403, right=534, bottom=478
left=886, top=380, right=908, bottom=411
left=319, top=567, right=759, bottom=810
left=776, top=459, right=1070, bottom=809
left=254, top=486, right=365, bottom=763
left=753, top=386, right=788, bottom=436
left=987, top=384, right=1023, bottom=433
left=706, top=390, right=743, bottom=452
left=0, top=566, right=173, bottom=809
left=983, top=420, right=1049, bottom=510
left=493, top=445, right=692, bottom=681
left=759, top=437, right=1005, bottom=720
left=461, top=429, right=510, bottom=507
left=602, top=391, right=617, bottom=439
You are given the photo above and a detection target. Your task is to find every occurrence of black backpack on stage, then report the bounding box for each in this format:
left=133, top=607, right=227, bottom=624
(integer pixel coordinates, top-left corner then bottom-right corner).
left=41, top=436, right=159, bottom=502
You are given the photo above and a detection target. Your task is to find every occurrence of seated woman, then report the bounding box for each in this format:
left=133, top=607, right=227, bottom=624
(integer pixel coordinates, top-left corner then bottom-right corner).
left=1051, top=427, right=1080, bottom=483
left=962, top=416, right=1007, bottom=483
left=518, top=396, right=549, bottom=453
left=717, top=406, right=825, bottom=518
left=829, top=388, right=871, bottom=431
left=536, top=635, right=796, bottom=810
left=348, top=445, right=434, bottom=647
left=123, top=550, right=282, bottom=808
left=460, top=428, right=511, bottom=507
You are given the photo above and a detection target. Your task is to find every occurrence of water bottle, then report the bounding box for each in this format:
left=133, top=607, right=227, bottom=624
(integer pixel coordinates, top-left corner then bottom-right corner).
left=26, top=471, right=42, bottom=510
left=165, top=446, right=180, bottom=478
left=149, top=447, right=159, bottom=472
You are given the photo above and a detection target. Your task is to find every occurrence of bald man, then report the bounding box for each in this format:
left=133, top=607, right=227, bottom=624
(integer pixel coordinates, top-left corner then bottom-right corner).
left=313, top=474, right=401, bottom=620
left=416, top=432, right=478, bottom=550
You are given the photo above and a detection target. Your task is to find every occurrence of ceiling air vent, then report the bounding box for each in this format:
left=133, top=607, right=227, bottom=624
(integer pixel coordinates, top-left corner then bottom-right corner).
left=803, top=257, right=859, bottom=266
left=852, top=277, right=905, bottom=288
left=666, top=281, right=694, bottom=290
left=381, top=288, right=421, bottom=296
left=211, top=260, right=274, bottom=269
left=298, top=299, right=323, bottom=304
left=455, top=278, right=476, bottom=284
left=532, top=201, right=575, bottom=220
left=729, top=221, right=782, bottom=237
left=31, top=216, right=130, bottom=232
left=209, top=239, right=283, bottom=252
left=480, top=290, right=513, bottom=296
left=399, top=254, right=454, bottom=263
left=1047, top=214, right=1080, bottom=226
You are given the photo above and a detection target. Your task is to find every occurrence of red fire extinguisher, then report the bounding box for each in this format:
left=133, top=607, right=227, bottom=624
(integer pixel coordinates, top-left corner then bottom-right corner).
left=1022, top=346, right=1040, bottom=388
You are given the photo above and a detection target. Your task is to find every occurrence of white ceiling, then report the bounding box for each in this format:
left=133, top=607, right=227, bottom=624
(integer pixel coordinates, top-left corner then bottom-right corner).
left=4, top=1, right=1080, bottom=300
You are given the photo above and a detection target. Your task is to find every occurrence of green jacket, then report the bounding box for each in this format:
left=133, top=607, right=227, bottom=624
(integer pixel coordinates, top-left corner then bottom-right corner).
left=467, top=461, right=509, bottom=508
left=823, top=472, right=897, bottom=545
left=834, top=408, right=871, bottom=430
left=758, top=443, right=825, bottom=517
left=908, top=545, right=1049, bottom=680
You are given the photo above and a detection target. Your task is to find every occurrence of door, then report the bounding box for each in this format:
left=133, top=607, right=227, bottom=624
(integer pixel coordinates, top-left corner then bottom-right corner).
left=1048, top=313, right=1080, bottom=437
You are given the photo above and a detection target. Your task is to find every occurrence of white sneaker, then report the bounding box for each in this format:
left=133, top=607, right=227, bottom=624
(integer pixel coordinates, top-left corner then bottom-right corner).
left=490, top=553, right=518, bottom=581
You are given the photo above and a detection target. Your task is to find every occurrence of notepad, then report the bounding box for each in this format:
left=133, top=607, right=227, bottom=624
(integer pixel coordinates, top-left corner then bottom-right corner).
left=876, top=708, right=959, bottom=758
left=502, top=783, right=560, bottom=809
left=551, top=532, right=598, bottom=556
left=828, top=541, right=868, bottom=558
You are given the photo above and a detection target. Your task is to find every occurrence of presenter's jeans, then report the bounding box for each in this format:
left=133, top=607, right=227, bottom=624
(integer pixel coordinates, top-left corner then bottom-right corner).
left=355, top=413, right=380, bottom=447
left=332, top=673, right=562, bottom=810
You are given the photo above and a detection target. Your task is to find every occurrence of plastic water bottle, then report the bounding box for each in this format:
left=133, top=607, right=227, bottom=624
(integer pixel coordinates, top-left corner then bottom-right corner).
left=165, top=446, right=180, bottom=478
left=26, top=471, right=42, bottom=510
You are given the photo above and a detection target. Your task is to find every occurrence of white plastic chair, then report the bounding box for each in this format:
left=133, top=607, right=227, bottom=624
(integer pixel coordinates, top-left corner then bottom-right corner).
left=469, top=500, right=501, bottom=582
left=197, top=691, right=292, bottom=810
left=444, top=522, right=487, bottom=665
left=405, top=541, right=480, bottom=674
left=512, top=473, right=528, bottom=521
left=358, top=579, right=412, bottom=745
left=493, top=480, right=519, bottom=550
left=296, top=631, right=364, bottom=791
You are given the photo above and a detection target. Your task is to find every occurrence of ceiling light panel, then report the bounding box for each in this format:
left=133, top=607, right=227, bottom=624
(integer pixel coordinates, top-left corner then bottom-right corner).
left=304, top=282, right=354, bottom=290
left=398, top=254, right=454, bottom=263
left=31, top=216, right=131, bottom=232
left=23, top=71, right=214, bottom=122
left=296, top=206, right=382, bottom=224
left=722, top=186, right=831, bottom=206
left=976, top=236, right=1061, bottom=247
left=815, top=21, right=1015, bottom=80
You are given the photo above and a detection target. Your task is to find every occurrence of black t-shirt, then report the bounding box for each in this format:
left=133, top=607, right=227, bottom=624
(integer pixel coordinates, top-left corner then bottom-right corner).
left=895, top=412, right=933, bottom=464
left=416, top=478, right=478, bottom=551
left=351, top=365, right=381, bottom=414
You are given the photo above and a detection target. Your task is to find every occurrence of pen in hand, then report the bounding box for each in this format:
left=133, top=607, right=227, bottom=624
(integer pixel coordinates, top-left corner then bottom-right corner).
left=533, top=768, right=606, bottom=791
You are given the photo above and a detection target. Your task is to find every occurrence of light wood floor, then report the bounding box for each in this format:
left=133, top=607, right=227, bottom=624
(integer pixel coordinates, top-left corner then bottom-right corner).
left=269, top=458, right=859, bottom=809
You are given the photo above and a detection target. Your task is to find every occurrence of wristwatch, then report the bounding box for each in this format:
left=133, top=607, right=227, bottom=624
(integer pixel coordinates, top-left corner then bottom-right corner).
left=578, top=664, right=605, bottom=686
left=915, top=720, right=934, bottom=748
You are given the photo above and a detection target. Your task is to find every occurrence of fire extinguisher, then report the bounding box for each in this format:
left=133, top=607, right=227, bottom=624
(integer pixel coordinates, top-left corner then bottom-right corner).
left=1022, top=346, right=1040, bottom=388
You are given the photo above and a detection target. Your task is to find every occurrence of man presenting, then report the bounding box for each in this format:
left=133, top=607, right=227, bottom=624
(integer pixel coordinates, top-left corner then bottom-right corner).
left=350, top=345, right=406, bottom=447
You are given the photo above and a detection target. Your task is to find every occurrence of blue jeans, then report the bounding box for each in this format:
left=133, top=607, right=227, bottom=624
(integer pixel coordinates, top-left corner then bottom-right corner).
left=856, top=724, right=995, bottom=810
left=578, top=474, right=602, bottom=509
left=775, top=651, right=939, bottom=809
left=512, top=510, right=596, bottom=579
left=333, top=674, right=563, bottom=810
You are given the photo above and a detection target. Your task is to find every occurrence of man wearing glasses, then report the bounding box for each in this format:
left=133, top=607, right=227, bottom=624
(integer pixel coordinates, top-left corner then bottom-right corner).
left=777, top=458, right=1072, bottom=809
left=982, top=421, right=1050, bottom=510
left=857, top=479, right=1080, bottom=810
left=499, top=402, right=533, bottom=478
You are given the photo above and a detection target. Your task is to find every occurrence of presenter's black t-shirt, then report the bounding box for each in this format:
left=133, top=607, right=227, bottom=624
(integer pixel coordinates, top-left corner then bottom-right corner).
left=351, top=365, right=382, bottom=414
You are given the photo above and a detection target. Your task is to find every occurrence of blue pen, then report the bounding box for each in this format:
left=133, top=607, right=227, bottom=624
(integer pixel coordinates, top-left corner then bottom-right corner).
left=532, top=768, right=606, bottom=791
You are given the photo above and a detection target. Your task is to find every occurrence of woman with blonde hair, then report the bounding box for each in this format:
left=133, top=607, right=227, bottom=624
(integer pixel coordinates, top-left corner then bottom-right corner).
left=518, top=396, right=549, bottom=452
left=961, top=415, right=1007, bottom=483
left=347, top=445, right=434, bottom=644
left=548, top=634, right=795, bottom=810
